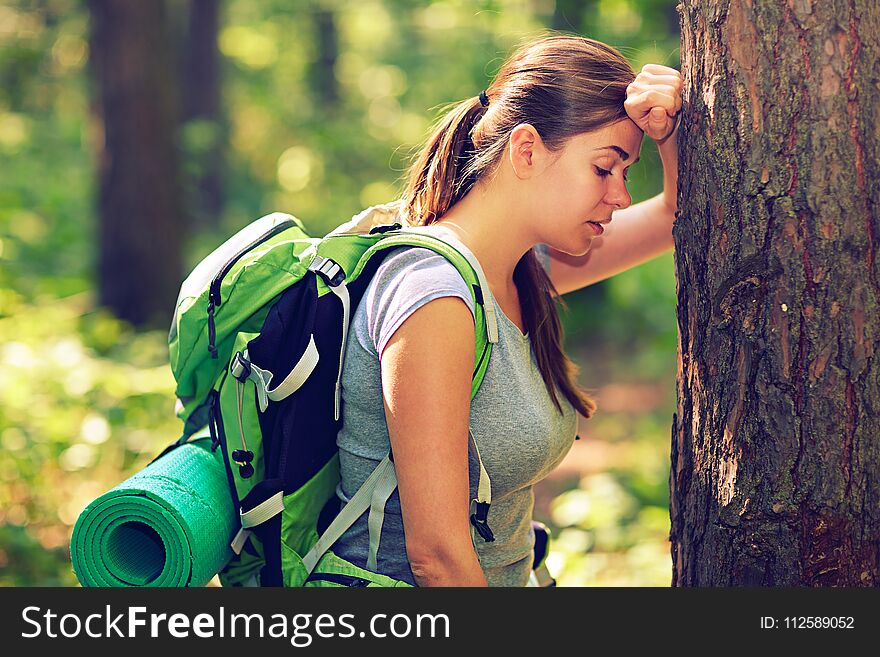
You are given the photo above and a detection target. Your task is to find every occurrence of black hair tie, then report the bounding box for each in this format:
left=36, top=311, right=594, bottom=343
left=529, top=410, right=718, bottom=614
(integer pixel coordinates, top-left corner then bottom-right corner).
left=479, top=90, right=489, bottom=107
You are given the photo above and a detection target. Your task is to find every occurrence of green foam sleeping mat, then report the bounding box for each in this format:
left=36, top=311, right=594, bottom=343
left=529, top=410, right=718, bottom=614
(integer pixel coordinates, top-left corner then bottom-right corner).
left=70, top=434, right=236, bottom=587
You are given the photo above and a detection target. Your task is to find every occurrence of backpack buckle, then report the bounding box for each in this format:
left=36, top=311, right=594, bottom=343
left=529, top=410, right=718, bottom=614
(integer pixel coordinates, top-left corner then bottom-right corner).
left=231, top=349, right=273, bottom=413
left=309, top=255, right=346, bottom=287
left=470, top=501, right=495, bottom=542
left=231, top=351, right=251, bottom=382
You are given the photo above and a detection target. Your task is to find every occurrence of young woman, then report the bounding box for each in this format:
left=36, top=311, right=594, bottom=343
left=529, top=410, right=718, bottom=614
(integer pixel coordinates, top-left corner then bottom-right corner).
left=331, top=34, right=682, bottom=586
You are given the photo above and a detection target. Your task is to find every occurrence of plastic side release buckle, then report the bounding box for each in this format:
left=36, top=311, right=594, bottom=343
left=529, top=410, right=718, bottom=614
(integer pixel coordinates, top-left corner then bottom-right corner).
left=470, top=501, right=495, bottom=542
left=230, top=351, right=251, bottom=382
left=309, top=255, right=346, bottom=287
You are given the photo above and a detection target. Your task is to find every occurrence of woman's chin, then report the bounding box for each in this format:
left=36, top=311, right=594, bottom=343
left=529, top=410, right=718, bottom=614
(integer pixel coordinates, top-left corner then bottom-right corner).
left=555, top=240, right=594, bottom=258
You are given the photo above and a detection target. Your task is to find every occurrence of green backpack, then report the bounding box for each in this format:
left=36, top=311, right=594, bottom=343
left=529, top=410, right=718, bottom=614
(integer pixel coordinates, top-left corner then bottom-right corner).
left=163, top=199, right=502, bottom=587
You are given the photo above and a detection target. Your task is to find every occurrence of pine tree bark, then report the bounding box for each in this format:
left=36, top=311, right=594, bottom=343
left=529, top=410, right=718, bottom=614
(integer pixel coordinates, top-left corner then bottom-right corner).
left=89, top=0, right=184, bottom=328
left=672, top=0, right=880, bottom=585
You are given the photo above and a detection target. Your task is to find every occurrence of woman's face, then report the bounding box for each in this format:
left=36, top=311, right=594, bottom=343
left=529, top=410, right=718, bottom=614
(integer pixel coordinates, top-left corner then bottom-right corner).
left=532, top=118, right=643, bottom=256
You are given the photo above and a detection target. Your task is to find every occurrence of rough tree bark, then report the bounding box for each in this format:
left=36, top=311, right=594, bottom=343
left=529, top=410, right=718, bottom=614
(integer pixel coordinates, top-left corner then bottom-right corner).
left=672, top=0, right=879, bottom=585
left=89, top=0, right=184, bottom=328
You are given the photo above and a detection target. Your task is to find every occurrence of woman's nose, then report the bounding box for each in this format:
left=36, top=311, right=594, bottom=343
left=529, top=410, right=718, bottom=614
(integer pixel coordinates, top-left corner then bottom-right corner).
left=605, top=178, right=632, bottom=209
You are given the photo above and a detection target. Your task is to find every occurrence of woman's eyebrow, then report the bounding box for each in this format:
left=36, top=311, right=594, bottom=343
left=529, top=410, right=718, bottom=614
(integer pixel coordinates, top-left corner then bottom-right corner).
left=593, top=145, right=640, bottom=164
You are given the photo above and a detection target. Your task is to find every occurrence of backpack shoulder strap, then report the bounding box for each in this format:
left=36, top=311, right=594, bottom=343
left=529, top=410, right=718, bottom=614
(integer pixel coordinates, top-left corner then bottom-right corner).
left=342, top=228, right=498, bottom=398
left=303, top=227, right=500, bottom=569
left=380, top=228, right=497, bottom=543
left=394, top=226, right=499, bottom=344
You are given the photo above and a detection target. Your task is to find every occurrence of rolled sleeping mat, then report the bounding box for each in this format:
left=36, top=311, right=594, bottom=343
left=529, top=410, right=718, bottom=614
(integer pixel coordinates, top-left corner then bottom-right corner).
left=70, top=432, right=237, bottom=587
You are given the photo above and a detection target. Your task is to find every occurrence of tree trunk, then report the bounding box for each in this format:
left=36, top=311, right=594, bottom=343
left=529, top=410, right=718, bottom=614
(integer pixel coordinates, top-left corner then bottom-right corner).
left=307, top=7, right=339, bottom=114
left=89, top=0, right=184, bottom=328
left=181, top=0, right=224, bottom=228
left=672, top=0, right=880, bottom=586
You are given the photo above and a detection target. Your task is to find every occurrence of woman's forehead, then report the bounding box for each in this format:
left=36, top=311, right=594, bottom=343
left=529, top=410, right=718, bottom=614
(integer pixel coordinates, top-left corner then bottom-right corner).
left=573, top=122, right=642, bottom=162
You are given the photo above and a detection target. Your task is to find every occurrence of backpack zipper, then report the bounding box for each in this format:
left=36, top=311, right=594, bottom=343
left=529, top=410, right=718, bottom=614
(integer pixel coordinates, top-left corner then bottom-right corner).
left=206, top=219, right=296, bottom=358
left=208, top=219, right=297, bottom=309
left=305, top=573, right=371, bottom=587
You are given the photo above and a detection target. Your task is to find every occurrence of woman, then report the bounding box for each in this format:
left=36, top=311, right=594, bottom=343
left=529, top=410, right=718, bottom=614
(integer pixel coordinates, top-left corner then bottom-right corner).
left=331, top=34, right=683, bottom=586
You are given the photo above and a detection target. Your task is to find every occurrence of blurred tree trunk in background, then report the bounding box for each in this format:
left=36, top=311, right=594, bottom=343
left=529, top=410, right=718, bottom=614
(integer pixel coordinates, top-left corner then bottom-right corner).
left=182, top=0, right=224, bottom=228
left=665, top=0, right=682, bottom=35
left=672, top=0, right=879, bottom=585
left=88, top=0, right=184, bottom=328
left=307, top=6, right=340, bottom=115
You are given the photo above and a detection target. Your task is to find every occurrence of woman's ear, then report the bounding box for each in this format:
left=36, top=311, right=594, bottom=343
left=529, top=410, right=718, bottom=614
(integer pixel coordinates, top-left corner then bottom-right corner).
left=507, top=123, right=544, bottom=178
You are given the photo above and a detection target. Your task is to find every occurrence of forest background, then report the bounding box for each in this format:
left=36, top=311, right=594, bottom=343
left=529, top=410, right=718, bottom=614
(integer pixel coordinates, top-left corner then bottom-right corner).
left=0, top=0, right=681, bottom=586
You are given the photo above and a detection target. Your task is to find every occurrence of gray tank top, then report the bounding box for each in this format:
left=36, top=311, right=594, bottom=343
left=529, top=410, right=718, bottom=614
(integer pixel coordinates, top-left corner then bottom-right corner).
left=331, top=244, right=577, bottom=586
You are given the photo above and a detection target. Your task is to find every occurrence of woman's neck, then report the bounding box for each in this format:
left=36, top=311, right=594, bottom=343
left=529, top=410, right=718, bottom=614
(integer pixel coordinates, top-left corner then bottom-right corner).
left=429, top=183, right=535, bottom=294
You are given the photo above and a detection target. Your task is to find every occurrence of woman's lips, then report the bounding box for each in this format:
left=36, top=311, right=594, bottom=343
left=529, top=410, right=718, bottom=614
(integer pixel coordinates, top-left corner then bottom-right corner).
left=586, top=221, right=604, bottom=235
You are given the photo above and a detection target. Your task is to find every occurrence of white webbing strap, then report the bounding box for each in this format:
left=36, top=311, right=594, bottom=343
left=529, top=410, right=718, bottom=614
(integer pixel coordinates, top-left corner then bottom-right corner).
left=467, top=428, right=494, bottom=545
left=326, top=282, right=350, bottom=421
left=397, top=226, right=499, bottom=344
left=241, top=490, right=285, bottom=528
left=266, top=335, right=319, bottom=402
left=231, top=529, right=252, bottom=555
left=366, top=459, right=398, bottom=572
left=302, top=433, right=489, bottom=568
left=468, top=429, right=491, bottom=505
left=230, top=490, right=285, bottom=555
left=308, top=254, right=351, bottom=421
left=231, top=337, right=319, bottom=412
left=533, top=563, right=556, bottom=587
left=302, top=456, right=393, bottom=574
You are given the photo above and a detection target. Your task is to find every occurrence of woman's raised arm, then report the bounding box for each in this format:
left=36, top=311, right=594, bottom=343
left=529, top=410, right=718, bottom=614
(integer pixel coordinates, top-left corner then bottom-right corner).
left=547, top=188, right=676, bottom=295
left=379, top=296, right=488, bottom=587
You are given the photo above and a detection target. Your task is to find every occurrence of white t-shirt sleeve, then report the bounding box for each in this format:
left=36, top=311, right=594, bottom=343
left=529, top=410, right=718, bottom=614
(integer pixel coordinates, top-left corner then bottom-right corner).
left=364, top=247, right=477, bottom=357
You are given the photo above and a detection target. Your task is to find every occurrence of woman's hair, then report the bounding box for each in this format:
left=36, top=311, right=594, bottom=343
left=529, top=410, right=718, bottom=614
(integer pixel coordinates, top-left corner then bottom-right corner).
left=399, top=33, right=637, bottom=419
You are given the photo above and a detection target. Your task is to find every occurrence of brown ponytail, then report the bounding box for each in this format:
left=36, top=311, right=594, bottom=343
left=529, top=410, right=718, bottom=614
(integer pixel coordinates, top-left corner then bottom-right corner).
left=402, top=95, right=489, bottom=226
left=400, top=33, right=637, bottom=419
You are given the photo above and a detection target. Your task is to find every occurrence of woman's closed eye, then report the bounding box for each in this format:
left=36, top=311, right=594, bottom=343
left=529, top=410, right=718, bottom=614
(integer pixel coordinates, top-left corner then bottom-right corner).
left=594, top=166, right=629, bottom=182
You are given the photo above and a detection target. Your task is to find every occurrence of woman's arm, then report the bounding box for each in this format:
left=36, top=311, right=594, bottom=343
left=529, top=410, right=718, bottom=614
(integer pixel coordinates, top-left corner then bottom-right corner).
left=547, top=126, right=678, bottom=295
left=379, top=296, right=488, bottom=587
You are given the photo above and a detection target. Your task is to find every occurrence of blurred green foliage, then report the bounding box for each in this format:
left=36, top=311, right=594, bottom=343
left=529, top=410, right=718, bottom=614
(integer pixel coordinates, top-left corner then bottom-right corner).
left=0, top=0, right=679, bottom=586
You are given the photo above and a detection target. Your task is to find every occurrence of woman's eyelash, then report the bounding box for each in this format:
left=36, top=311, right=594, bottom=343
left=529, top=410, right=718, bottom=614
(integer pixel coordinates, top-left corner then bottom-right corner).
left=595, top=167, right=629, bottom=181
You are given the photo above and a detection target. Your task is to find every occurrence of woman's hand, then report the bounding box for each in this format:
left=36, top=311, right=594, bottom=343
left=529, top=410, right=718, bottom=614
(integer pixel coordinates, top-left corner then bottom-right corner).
left=624, top=64, right=683, bottom=144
